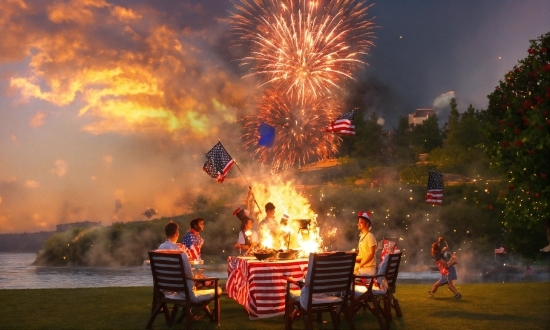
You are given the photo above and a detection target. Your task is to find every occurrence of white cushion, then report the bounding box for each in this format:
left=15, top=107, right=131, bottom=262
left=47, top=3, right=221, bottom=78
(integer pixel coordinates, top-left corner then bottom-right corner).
left=164, top=286, right=222, bottom=304
left=353, top=283, right=385, bottom=299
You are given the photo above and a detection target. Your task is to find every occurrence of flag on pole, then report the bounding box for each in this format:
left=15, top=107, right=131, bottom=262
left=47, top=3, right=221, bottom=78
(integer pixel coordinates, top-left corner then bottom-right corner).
left=425, top=171, right=444, bottom=204
left=258, top=122, right=275, bottom=147
left=203, top=141, right=235, bottom=183
left=325, top=109, right=356, bottom=135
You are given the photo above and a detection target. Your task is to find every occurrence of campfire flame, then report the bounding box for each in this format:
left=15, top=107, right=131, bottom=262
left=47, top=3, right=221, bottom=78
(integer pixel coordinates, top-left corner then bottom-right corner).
left=251, top=182, right=324, bottom=255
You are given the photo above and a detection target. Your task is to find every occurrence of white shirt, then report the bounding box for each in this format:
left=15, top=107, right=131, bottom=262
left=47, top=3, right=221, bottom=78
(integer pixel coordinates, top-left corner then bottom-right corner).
left=238, top=230, right=259, bottom=245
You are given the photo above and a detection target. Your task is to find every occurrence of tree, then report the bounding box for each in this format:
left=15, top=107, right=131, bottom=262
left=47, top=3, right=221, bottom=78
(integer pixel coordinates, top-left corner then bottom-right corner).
left=391, top=116, right=416, bottom=165
left=485, top=32, right=550, bottom=234
left=350, top=112, right=385, bottom=163
left=409, top=114, right=443, bottom=153
left=430, top=100, right=491, bottom=177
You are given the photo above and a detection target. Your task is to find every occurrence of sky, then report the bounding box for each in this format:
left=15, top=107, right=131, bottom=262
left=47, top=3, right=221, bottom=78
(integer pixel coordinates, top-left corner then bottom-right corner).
left=0, top=0, right=549, bottom=233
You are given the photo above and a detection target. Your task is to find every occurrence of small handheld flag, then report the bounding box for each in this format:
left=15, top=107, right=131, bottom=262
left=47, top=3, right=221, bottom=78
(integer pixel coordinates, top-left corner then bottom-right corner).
left=258, top=122, right=275, bottom=147
left=326, top=109, right=356, bottom=135
left=425, top=171, right=444, bottom=204
left=203, top=141, right=235, bottom=183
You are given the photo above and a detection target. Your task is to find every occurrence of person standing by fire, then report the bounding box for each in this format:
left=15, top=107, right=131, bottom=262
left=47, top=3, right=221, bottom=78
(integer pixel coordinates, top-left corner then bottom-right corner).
left=259, top=202, right=279, bottom=242
left=183, top=218, right=205, bottom=260
left=355, top=211, right=378, bottom=275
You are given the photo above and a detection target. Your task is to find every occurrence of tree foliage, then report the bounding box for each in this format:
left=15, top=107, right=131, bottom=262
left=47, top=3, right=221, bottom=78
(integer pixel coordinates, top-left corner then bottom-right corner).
left=429, top=99, right=492, bottom=177
left=485, top=32, right=550, bottom=230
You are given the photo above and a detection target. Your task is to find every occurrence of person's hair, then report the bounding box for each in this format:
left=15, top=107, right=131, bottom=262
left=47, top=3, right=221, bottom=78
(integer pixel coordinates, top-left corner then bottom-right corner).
left=165, top=221, right=179, bottom=237
left=240, top=218, right=252, bottom=231
left=265, top=202, right=275, bottom=211
left=190, top=217, right=204, bottom=228
left=358, top=216, right=371, bottom=227
left=431, top=242, right=441, bottom=256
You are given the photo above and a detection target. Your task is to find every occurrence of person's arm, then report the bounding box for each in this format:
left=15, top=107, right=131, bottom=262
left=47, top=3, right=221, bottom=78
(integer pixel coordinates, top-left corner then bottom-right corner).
left=357, top=245, right=376, bottom=269
left=246, top=188, right=253, bottom=212
left=438, top=257, right=456, bottom=268
left=234, top=232, right=246, bottom=249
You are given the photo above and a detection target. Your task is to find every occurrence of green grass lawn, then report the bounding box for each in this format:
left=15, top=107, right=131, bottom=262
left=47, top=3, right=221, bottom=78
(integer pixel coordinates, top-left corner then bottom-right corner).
left=1, top=282, right=549, bottom=329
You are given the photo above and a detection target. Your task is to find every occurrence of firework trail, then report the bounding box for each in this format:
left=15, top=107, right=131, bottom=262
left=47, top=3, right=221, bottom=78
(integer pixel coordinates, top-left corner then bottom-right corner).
left=243, top=89, right=342, bottom=171
left=231, top=0, right=376, bottom=101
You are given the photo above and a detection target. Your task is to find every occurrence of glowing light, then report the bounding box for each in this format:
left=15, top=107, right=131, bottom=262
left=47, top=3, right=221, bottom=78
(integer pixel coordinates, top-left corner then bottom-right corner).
left=231, top=0, right=376, bottom=101
left=243, top=89, right=341, bottom=171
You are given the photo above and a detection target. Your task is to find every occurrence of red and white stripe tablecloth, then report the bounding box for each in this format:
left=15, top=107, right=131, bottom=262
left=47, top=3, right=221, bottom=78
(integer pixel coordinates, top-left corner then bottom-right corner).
left=226, top=256, right=308, bottom=319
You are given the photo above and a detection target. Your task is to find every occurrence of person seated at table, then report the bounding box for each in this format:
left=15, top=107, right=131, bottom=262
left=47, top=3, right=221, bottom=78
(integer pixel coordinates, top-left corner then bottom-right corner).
left=355, top=211, right=378, bottom=276
left=158, top=221, right=193, bottom=258
left=233, top=217, right=259, bottom=254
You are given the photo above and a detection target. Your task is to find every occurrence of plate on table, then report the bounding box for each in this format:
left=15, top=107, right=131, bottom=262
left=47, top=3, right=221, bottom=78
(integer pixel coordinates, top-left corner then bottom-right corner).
left=254, top=252, right=279, bottom=261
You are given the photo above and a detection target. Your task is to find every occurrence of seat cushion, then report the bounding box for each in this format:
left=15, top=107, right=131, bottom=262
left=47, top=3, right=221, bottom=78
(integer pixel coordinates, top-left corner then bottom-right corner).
left=298, top=286, right=343, bottom=309
left=354, top=283, right=385, bottom=299
left=164, top=286, right=222, bottom=304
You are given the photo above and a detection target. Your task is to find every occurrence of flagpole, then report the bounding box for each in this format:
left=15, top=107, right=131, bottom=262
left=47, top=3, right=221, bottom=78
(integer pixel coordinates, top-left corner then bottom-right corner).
left=233, top=162, right=262, bottom=214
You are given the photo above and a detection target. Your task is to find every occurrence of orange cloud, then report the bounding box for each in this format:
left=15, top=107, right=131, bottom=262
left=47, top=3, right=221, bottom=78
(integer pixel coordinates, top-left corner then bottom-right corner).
left=24, top=180, right=39, bottom=188
left=7, top=1, right=251, bottom=143
left=51, top=159, right=67, bottom=177
left=29, top=111, right=46, bottom=128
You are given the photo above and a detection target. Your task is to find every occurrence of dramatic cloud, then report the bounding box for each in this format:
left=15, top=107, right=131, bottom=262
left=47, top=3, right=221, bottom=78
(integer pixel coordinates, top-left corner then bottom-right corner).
left=0, top=0, right=548, bottom=233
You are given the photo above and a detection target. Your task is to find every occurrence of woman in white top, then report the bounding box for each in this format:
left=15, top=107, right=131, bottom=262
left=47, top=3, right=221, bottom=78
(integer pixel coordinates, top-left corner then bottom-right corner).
left=234, top=218, right=259, bottom=254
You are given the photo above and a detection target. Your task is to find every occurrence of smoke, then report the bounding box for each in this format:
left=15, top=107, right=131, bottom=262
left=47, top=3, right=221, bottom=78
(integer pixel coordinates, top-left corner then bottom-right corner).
left=0, top=0, right=257, bottom=232
left=142, top=208, right=158, bottom=219
left=432, top=91, right=455, bottom=124
left=343, top=74, right=408, bottom=129
left=432, top=91, right=456, bottom=109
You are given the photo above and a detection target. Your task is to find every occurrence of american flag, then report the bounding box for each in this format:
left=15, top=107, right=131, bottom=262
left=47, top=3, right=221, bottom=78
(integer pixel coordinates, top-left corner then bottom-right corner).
left=188, top=244, right=201, bottom=261
left=425, top=171, right=444, bottom=204
left=325, top=109, right=356, bottom=135
left=203, top=141, right=235, bottom=183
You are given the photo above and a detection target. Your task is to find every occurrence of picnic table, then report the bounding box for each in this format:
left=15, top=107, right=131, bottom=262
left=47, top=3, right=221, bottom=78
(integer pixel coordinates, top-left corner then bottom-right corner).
left=226, top=256, right=308, bottom=319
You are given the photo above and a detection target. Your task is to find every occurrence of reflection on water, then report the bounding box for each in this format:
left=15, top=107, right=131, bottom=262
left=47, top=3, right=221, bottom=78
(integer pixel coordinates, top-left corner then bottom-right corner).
left=1, top=253, right=548, bottom=289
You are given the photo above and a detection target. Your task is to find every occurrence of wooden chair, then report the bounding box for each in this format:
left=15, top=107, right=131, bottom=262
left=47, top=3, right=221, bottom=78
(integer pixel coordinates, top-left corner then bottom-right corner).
left=146, top=250, right=220, bottom=330
left=284, top=252, right=357, bottom=330
left=352, top=252, right=402, bottom=330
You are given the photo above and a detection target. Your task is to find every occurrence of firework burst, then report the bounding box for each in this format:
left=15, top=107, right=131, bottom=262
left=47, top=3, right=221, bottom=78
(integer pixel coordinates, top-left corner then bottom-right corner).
left=231, top=0, right=376, bottom=101
left=243, top=89, right=342, bottom=171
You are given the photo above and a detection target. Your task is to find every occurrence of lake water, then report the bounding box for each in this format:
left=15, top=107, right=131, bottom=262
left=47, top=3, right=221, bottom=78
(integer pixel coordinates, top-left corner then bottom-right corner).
left=1, top=253, right=548, bottom=289
left=0, top=253, right=227, bottom=289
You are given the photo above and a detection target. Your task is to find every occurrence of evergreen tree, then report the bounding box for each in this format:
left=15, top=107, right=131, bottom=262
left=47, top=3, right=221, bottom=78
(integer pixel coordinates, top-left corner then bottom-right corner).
left=485, top=32, right=550, bottom=237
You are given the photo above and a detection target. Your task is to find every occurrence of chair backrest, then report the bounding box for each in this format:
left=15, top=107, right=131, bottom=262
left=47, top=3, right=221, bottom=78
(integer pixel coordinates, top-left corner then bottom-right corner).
left=148, top=250, right=193, bottom=301
left=382, top=252, right=402, bottom=293
left=304, top=252, right=357, bottom=298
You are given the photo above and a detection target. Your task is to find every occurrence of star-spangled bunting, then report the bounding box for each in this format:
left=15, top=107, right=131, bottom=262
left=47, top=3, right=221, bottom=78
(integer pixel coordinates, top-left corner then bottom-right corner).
left=202, top=141, right=235, bottom=183
left=325, top=109, right=356, bottom=135
left=425, top=171, right=444, bottom=204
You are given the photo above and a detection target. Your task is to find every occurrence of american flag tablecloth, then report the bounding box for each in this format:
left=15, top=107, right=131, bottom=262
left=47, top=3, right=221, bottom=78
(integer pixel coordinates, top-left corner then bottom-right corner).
left=226, top=256, right=308, bottom=319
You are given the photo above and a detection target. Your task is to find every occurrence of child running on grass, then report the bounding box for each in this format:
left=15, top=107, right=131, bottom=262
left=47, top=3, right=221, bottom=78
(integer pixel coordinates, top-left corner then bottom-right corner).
left=428, top=242, right=462, bottom=299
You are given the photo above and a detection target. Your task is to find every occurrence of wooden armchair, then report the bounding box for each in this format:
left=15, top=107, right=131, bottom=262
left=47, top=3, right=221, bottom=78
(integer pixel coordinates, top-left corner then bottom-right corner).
left=352, top=252, right=402, bottom=330
left=284, top=252, right=357, bottom=330
left=146, top=250, right=220, bottom=330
